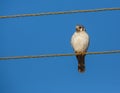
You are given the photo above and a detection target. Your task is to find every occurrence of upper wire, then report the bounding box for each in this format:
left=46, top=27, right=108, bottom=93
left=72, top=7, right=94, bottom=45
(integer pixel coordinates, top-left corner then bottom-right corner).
left=0, top=7, right=120, bottom=19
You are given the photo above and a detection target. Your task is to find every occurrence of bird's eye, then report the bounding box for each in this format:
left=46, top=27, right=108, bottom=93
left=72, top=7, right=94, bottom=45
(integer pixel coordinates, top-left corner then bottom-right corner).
left=79, top=27, right=81, bottom=29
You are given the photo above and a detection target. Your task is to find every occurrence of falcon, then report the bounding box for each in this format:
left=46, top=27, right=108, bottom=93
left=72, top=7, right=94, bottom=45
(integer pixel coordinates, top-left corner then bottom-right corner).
left=71, top=25, right=89, bottom=72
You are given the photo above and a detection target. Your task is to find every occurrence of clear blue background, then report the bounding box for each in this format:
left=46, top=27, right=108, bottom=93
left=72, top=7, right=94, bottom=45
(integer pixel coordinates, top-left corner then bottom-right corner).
left=0, top=0, right=120, bottom=93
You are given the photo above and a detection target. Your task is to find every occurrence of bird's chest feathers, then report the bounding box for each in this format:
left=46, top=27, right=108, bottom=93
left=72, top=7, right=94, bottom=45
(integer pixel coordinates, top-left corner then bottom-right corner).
left=72, top=32, right=89, bottom=51
left=73, top=32, right=88, bottom=43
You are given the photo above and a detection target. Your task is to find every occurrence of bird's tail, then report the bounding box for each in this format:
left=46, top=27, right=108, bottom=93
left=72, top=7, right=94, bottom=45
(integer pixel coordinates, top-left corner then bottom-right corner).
left=76, top=54, right=85, bottom=72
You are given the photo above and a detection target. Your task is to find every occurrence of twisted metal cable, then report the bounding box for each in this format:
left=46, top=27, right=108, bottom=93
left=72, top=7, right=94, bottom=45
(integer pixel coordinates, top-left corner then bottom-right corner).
left=0, top=7, right=120, bottom=19
left=0, top=50, right=120, bottom=61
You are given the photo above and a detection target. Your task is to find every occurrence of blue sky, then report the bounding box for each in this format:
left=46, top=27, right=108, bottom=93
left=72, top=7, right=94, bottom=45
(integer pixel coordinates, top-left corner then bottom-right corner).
left=0, top=0, right=120, bottom=93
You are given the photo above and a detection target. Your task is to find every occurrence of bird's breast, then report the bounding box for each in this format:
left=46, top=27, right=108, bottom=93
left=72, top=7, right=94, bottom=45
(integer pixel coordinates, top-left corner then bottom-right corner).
left=71, top=32, right=89, bottom=52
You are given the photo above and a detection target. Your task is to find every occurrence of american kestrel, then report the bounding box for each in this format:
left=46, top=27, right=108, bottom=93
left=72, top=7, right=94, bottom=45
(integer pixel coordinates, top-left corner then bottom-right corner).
left=71, top=25, right=89, bottom=72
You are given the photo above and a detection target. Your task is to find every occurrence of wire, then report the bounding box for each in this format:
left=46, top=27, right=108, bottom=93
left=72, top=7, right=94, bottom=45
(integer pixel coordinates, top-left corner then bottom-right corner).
left=0, top=50, right=120, bottom=61
left=0, top=7, right=120, bottom=19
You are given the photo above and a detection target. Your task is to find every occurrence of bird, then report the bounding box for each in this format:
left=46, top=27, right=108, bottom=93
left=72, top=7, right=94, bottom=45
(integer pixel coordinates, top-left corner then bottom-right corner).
left=71, top=24, right=89, bottom=72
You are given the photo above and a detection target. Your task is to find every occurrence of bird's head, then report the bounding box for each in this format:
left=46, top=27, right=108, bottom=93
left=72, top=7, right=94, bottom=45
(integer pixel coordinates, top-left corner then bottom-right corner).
left=76, top=25, right=85, bottom=32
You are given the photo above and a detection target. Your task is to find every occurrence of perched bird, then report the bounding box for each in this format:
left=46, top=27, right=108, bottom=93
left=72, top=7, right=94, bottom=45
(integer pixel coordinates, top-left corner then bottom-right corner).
left=71, top=25, right=89, bottom=72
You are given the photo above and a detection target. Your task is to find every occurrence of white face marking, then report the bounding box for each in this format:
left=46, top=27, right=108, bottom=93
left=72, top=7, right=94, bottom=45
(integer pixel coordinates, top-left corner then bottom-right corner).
left=76, top=25, right=85, bottom=32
